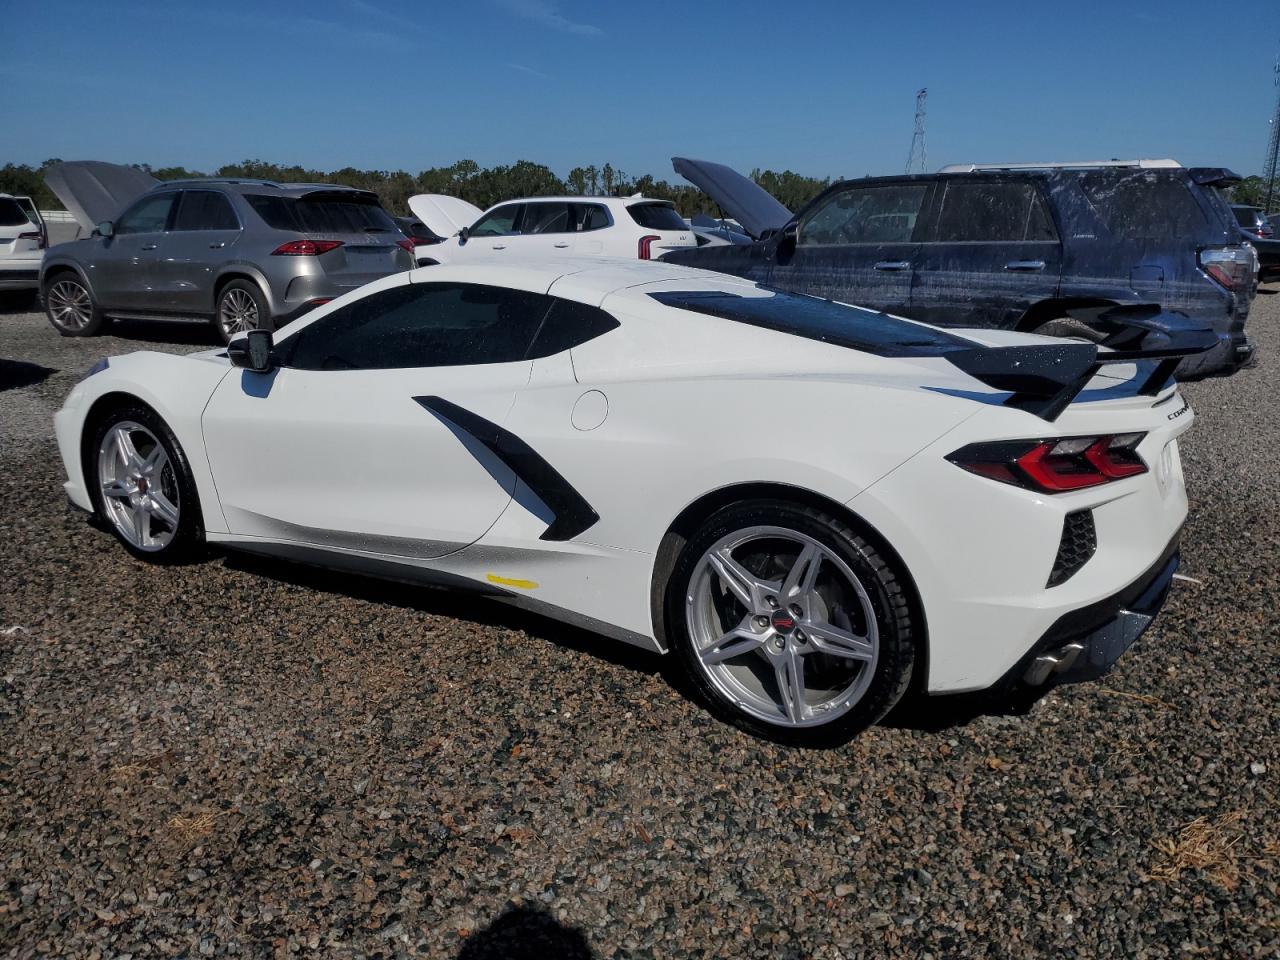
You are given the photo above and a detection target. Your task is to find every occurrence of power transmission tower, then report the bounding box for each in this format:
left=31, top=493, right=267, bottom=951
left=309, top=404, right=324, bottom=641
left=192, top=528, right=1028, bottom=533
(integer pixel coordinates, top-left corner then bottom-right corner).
left=1265, top=53, right=1280, bottom=213
left=905, top=88, right=927, bottom=174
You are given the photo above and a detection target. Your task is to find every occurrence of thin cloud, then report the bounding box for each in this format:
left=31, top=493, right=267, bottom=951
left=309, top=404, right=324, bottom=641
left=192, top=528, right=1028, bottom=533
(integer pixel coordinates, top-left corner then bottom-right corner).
left=341, top=0, right=425, bottom=33
left=495, top=0, right=602, bottom=36
left=508, top=63, right=550, bottom=80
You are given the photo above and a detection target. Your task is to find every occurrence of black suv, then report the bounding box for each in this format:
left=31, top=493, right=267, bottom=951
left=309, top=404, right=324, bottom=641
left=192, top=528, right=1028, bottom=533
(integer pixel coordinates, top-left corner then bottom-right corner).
left=667, top=159, right=1254, bottom=378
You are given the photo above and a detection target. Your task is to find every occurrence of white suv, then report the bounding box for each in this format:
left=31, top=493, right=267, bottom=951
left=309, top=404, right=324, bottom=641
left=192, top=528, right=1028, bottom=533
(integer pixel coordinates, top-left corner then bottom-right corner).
left=0, top=194, right=45, bottom=304
left=407, top=194, right=696, bottom=266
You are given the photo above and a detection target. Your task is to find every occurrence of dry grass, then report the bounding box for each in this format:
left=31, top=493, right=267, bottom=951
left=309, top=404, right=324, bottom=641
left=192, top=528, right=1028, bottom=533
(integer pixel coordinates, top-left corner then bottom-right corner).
left=167, top=811, right=230, bottom=846
left=1097, top=687, right=1171, bottom=709
left=1151, top=812, right=1248, bottom=889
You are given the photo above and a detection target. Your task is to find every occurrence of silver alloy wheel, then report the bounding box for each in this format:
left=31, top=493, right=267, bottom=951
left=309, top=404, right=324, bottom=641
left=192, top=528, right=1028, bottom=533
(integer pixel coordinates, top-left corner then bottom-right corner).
left=47, top=279, right=93, bottom=331
left=218, top=288, right=259, bottom=339
left=97, top=421, right=180, bottom=552
left=686, top=526, right=879, bottom=728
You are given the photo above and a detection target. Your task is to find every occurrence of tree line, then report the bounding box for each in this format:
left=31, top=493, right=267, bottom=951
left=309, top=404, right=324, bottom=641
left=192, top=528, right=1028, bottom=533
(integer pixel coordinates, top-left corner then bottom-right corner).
left=0, top=158, right=833, bottom=220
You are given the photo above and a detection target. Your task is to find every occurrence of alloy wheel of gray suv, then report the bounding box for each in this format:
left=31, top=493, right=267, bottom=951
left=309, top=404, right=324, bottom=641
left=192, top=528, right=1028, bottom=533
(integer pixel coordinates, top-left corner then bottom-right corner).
left=45, top=273, right=106, bottom=337
left=215, top=280, right=269, bottom=345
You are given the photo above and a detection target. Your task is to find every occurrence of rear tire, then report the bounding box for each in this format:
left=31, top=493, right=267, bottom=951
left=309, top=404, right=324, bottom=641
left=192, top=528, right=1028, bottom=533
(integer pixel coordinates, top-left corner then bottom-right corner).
left=87, top=403, right=204, bottom=563
left=664, top=499, right=916, bottom=746
left=214, top=280, right=270, bottom=345
left=45, top=273, right=106, bottom=336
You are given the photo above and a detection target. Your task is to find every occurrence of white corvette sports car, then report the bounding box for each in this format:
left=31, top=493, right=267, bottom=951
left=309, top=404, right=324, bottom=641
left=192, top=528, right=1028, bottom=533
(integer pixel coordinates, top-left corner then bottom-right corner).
left=54, top=260, right=1207, bottom=743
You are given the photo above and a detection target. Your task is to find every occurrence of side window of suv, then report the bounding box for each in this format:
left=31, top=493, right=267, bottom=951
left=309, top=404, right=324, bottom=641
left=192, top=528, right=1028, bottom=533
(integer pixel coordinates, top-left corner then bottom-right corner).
left=575, top=204, right=611, bottom=231
left=470, top=204, right=522, bottom=237
left=929, top=181, right=1058, bottom=243
left=173, top=191, right=240, bottom=231
left=800, top=185, right=929, bottom=245
left=521, top=202, right=574, bottom=234
left=284, top=282, right=554, bottom=370
left=115, top=193, right=176, bottom=235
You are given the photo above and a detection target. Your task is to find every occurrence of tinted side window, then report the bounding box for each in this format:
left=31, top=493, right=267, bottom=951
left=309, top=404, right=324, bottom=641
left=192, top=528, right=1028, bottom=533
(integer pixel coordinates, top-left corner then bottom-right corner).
left=284, top=282, right=553, bottom=371
left=521, top=202, right=574, bottom=234
left=576, top=204, right=610, bottom=231
left=800, top=185, right=928, bottom=245
left=471, top=205, right=521, bottom=237
left=1076, top=173, right=1209, bottom=238
left=527, top=299, right=620, bottom=357
left=930, top=181, right=1056, bottom=242
left=173, top=191, right=240, bottom=231
left=116, top=193, right=175, bottom=235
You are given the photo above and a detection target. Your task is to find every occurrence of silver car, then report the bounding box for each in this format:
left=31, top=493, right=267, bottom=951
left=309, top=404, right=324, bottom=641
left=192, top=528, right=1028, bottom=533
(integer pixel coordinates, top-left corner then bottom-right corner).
left=41, top=162, right=413, bottom=344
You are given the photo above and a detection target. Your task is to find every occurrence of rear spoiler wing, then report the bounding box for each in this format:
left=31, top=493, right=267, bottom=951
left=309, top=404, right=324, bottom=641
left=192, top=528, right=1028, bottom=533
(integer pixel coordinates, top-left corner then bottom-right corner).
left=1186, top=167, right=1241, bottom=188
left=944, top=307, right=1221, bottom=421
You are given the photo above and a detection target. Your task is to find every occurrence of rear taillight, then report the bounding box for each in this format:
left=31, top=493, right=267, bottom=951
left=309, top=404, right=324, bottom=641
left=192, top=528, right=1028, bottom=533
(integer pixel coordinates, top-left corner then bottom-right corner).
left=1199, top=246, right=1251, bottom=291
left=947, top=433, right=1148, bottom=493
left=19, top=231, right=44, bottom=250
left=271, top=239, right=343, bottom=256
left=397, top=239, right=414, bottom=253
left=638, top=234, right=660, bottom=260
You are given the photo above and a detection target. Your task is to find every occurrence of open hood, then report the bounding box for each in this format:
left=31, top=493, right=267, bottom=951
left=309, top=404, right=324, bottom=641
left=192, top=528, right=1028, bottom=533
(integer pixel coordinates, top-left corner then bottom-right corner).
left=407, top=194, right=484, bottom=239
left=672, top=157, right=792, bottom=240
left=44, top=161, right=159, bottom=232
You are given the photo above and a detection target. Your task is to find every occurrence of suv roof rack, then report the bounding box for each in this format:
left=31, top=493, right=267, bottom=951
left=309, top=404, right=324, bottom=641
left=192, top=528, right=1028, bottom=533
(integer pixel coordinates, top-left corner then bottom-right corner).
left=939, top=159, right=1183, bottom=173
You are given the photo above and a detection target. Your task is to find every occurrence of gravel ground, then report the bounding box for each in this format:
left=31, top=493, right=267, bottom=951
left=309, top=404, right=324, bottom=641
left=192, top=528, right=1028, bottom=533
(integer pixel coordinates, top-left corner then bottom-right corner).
left=1, top=295, right=1278, bottom=959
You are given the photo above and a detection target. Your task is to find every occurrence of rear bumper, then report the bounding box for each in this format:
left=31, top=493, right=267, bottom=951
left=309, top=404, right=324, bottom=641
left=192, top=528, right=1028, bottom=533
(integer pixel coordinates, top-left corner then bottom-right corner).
left=998, top=535, right=1179, bottom=689
left=0, top=266, right=40, bottom=289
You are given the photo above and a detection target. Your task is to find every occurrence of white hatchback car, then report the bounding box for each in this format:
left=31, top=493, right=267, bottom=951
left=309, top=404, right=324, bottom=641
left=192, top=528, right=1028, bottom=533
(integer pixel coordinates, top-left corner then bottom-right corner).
left=0, top=193, right=46, bottom=303
left=407, top=194, right=696, bottom=266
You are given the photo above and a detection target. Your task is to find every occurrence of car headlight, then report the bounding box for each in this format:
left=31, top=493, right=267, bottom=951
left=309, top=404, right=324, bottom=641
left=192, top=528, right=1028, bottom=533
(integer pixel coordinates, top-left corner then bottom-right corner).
left=79, top=358, right=109, bottom=382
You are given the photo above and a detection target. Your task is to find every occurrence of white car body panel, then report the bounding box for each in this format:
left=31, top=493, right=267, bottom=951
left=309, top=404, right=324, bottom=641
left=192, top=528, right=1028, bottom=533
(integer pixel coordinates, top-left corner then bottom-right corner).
left=53, top=259, right=1194, bottom=692
left=409, top=195, right=696, bottom=266
left=0, top=193, right=44, bottom=290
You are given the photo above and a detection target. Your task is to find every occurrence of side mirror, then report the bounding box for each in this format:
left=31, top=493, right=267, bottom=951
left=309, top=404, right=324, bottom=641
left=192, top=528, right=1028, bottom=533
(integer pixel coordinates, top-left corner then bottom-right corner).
left=774, top=221, right=799, bottom=265
left=228, top=329, right=276, bottom=373
left=457, top=226, right=470, bottom=244
left=97, top=220, right=114, bottom=238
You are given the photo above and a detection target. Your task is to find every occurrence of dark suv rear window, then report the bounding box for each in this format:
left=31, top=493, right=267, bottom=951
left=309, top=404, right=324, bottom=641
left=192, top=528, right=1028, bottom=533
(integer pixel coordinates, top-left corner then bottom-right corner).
left=1232, top=206, right=1260, bottom=229
left=627, top=203, right=687, bottom=231
left=0, top=198, right=30, bottom=227
left=1076, top=173, right=1208, bottom=238
left=246, top=194, right=397, bottom=234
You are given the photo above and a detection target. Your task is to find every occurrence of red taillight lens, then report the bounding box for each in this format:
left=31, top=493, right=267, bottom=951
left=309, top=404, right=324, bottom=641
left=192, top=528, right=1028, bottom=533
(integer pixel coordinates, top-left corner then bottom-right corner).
left=948, top=434, right=1148, bottom=493
left=397, top=239, right=414, bottom=253
left=18, top=231, right=44, bottom=249
left=271, top=239, right=343, bottom=256
left=638, top=234, right=660, bottom=260
left=1199, top=246, right=1250, bottom=290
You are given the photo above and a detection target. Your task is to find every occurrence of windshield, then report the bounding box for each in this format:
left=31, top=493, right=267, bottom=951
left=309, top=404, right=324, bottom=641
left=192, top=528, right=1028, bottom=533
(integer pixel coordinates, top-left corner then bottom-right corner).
left=648, top=288, right=971, bottom=358
left=246, top=194, right=397, bottom=234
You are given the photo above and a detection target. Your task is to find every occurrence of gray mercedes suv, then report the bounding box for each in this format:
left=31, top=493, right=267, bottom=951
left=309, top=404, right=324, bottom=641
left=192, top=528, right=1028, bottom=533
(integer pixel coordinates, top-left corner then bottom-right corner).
left=40, top=162, right=413, bottom=343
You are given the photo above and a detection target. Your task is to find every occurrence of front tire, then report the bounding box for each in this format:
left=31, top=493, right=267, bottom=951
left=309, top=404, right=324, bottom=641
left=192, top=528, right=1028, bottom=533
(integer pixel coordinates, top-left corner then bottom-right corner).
left=214, top=280, right=270, bottom=345
left=45, top=273, right=106, bottom=336
left=87, top=404, right=204, bottom=563
left=665, top=500, right=915, bottom=745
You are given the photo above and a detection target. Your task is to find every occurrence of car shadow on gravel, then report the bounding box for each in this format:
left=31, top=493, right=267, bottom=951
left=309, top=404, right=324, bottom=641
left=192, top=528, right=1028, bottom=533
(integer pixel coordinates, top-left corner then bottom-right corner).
left=881, top=684, right=1050, bottom=733
left=457, top=906, right=594, bottom=959
left=220, top=550, right=665, bottom=677
left=0, top=358, right=56, bottom=391
left=101, top=318, right=222, bottom=347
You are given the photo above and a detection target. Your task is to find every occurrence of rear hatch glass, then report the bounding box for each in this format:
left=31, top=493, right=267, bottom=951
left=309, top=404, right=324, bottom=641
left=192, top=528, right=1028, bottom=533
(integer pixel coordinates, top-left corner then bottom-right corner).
left=246, top=192, right=405, bottom=281
left=0, top=198, right=31, bottom=228
left=627, top=203, right=689, bottom=231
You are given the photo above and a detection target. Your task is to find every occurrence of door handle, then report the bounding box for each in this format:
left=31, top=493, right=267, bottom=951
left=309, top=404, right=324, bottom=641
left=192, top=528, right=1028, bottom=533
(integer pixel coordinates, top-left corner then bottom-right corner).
left=209, top=242, right=226, bottom=249
left=1005, top=260, right=1046, bottom=271
left=553, top=242, right=570, bottom=248
left=141, top=244, right=158, bottom=251
left=492, top=244, right=506, bottom=250
left=873, top=260, right=911, bottom=271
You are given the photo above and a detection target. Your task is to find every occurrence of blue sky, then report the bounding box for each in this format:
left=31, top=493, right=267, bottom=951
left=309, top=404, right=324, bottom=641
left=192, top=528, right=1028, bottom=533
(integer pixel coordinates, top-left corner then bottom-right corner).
left=2, top=0, right=1278, bottom=181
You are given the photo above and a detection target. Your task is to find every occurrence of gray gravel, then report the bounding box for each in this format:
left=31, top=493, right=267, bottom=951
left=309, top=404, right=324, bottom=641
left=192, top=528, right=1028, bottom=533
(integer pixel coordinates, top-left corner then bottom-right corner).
left=2, top=297, right=1278, bottom=959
